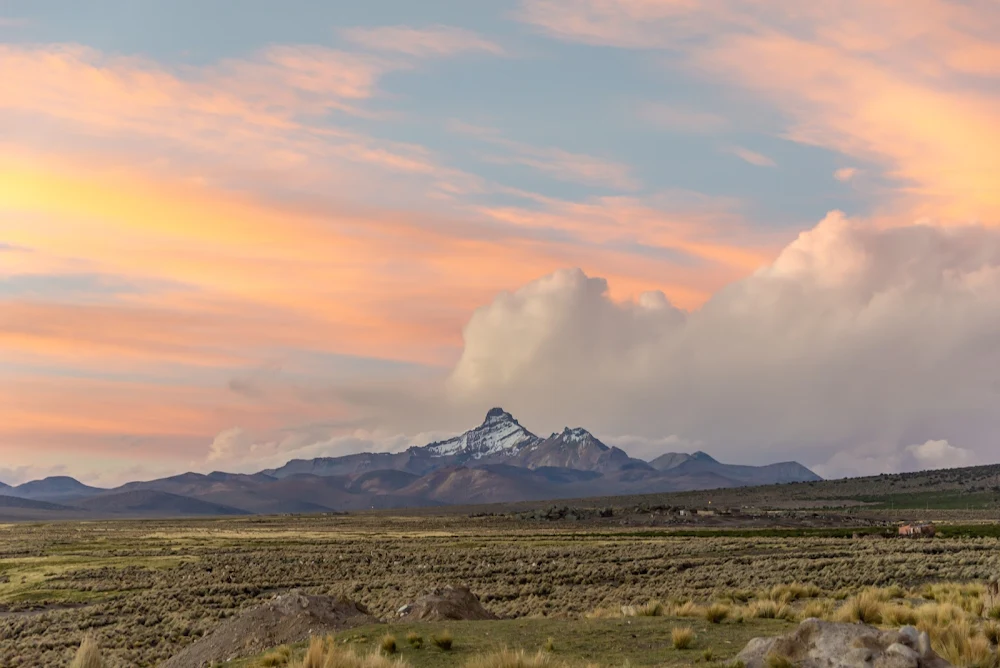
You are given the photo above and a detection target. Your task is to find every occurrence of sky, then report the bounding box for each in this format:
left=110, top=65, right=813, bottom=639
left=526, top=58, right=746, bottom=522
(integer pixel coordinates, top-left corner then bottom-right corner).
left=2, top=0, right=1000, bottom=486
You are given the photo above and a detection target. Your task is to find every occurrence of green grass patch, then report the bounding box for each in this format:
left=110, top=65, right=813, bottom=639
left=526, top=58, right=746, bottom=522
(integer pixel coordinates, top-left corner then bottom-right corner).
left=223, top=616, right=795, bottom=667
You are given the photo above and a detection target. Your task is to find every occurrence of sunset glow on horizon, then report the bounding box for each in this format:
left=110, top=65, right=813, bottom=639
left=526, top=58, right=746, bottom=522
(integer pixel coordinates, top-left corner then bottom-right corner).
left=3, top=0, right=1000, bottom=485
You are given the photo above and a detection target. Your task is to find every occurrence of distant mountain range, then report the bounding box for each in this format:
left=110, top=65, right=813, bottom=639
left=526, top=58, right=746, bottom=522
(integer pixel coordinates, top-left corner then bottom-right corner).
left=0, top=408, right=821, bottom=519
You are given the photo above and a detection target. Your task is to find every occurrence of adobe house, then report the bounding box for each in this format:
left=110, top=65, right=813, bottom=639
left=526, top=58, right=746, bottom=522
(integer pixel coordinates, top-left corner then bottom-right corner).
left=898, top=522, right=936, bottom=537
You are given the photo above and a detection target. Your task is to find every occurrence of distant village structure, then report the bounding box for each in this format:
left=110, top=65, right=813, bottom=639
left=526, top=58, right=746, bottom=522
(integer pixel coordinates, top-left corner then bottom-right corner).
left=898, top=522, right=936, bottom=537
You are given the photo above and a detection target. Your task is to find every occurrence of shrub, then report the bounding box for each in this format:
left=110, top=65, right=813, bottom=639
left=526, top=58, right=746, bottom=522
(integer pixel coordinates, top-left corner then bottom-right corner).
left=988, top=605, right=1000, bottom=621
left=406, top=631, right=423, bottom=649
left=705, top=603, right=730, bottom=624
left=544, top=637, right=555, bottom=652
left=71, top=635, right=104, bottom=668
left=432, top=630, right=454, bottom=651
left=381, top=634, right=397, bottom=655
left=672, top=626, right=695, bottom=650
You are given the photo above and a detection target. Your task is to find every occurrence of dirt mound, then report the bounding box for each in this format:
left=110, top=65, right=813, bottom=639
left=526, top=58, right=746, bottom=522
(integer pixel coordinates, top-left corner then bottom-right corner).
left=397, top=585, right=497, bottom=621
left=160, top=590, right=375, bottom=667
left=737, top=618, right=951, bottom=668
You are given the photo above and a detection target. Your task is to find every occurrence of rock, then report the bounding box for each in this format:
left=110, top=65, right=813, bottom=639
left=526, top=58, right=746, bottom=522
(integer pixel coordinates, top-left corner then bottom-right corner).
left=735, top=619, right=952, bottom=668
left=399, top=585, right=497, bottom=621
left=160, top=591, right=374, bottom=667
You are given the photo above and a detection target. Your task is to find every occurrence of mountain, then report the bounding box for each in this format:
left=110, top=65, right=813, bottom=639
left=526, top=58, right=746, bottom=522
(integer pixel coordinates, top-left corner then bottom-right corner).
left=11, top=476, right=105, bottom=502
left=76, top=490, right=250, bottom=516
left=0, top=408, right=823, bottom=520
left=664, top=455, right=822, bottom=485
left=423, top=408, right=538, bottom=458
left=510, top=427, right=646, bottom=472
left=0, top=495, right=77, bottom=511
left=649, top=452, right=697, bottom=471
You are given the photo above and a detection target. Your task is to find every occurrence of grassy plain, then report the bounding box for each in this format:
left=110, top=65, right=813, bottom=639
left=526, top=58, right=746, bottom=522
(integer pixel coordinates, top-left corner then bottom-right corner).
left=2, top=508, right=1000, bottom=667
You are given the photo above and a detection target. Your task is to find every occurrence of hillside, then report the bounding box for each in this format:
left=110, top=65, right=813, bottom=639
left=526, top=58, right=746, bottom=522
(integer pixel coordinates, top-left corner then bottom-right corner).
left=0, top=409, right=824, bottom=518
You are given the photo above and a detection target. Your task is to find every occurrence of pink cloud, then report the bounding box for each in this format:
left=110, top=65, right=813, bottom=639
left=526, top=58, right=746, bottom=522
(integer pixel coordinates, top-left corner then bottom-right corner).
left=725, top=145, right=775, bottom=167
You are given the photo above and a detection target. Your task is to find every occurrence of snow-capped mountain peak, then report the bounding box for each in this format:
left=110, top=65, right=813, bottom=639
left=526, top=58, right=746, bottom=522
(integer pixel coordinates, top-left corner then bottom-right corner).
left=555, top=427, right=593, bottom=443
left=422, top=408, right=539, bottom=459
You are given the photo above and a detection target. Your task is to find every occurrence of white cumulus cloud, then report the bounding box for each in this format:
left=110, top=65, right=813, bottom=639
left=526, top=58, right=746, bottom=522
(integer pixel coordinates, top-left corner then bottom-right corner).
left=444, top=211, right=1000, bottom=474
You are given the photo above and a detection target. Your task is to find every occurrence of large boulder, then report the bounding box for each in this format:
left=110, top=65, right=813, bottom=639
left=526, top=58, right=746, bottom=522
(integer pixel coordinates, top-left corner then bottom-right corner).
left=398, top=585, right=497, bottom=621
left=160, top=590, right=375, bottom=667
left=736, top=619, right=951, bottom=668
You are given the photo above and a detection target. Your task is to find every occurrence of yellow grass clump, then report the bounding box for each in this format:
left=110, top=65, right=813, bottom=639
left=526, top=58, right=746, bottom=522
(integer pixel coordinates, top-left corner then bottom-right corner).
left=71, top=635, right=104, bottom=668
left=292, top=637, right=410, bottom=668
left=834, top=591, right=884, bottom=625
left=672, top=626, right=695, bottom=650
left=705, top=603, right=730, bottom=623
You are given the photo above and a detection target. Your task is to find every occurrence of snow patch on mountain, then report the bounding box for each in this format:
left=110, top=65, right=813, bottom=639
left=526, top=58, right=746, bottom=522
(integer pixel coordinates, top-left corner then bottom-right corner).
left=423, top=408, right=539, bottom=459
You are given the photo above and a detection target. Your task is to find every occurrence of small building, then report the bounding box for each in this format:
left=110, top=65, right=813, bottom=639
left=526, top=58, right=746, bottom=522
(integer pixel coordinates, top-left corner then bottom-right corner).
left=899, top=522, right=936, bottom=537
left=696, top=509, right=716, bottom=517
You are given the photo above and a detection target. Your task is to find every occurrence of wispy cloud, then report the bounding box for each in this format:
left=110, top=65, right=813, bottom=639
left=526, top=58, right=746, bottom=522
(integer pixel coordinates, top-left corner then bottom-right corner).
left=725, top=145, right=776, bottom=167
left=834, top=167, right=858, bottom=182
left=518, top=0, right=1000, bottom=222
left=450, top=121, right=639, bottom=190
left=636, top=102, right=729, bottom=134
left=342, top=25, right=504, bottom=57
left=0, top=17, right=27, bottom=28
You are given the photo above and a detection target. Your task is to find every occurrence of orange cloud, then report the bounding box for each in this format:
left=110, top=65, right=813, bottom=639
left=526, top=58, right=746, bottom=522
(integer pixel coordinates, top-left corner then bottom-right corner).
left=0, top=38, right=781, bottom=469
left=519, top=0, right=1000, bottom=223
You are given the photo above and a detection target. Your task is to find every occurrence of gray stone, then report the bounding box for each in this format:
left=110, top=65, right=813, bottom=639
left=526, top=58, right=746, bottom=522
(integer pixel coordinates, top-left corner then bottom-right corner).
left=736, top=620, right=953, bottom=668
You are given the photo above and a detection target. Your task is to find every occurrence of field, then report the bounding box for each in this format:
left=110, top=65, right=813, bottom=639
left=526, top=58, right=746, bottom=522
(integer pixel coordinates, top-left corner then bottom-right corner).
left=2, top=503, right=1000, bottom=667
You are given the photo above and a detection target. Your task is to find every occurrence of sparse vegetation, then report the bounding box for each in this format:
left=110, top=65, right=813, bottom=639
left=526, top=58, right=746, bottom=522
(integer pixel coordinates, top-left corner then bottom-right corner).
left=671, top=626, right=695, bottom=650
left=432, top=630, right=454, bottom=651
left=705, top=603, right=730, bottom=623
left=381, top=634, right=398, bottom=655
left=71, top=634, right=104, bottom=668
left=406, top=631, right=424, bottom=649
left=4, top=511, right=1000, bottom=666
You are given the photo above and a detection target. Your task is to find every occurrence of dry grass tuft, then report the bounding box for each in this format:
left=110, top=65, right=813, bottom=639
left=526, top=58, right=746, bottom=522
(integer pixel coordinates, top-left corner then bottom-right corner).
left=380, top=634, right=398, bottom=655
left=672, top=600, right=706, bottom=618
left=290, top=638, right=410, bottom=668
left=984, top=621, right=1000, bottom=646
left=432, top=630, right=454, bottom=651
left=406, top=631, right=423, bottom=649
left=746, top=600, right=792, bottom=620
left=835, top=591, right=883, bottom=624
left=298, top=637, right=325, bottom=668
left=932, top=622, right=998, bottom=668
left=671, top=626, right=695, bottom=650
left=71, top=634, right=104, bottom=668
left=705, top=603, right=730, bottom=624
